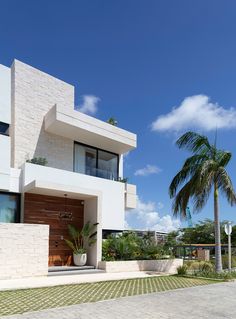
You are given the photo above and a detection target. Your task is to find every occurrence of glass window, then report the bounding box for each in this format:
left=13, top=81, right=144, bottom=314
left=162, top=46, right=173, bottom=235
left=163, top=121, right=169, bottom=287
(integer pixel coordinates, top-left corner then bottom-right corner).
left=74, top=143, right=119, bottom=181
left=98, top=150, right=118, bottom=181
left=74, top=144, right=97, bottom=177
left=0, top=122, right=9, bottom=136
left=0, top=193, right=20, bottom=223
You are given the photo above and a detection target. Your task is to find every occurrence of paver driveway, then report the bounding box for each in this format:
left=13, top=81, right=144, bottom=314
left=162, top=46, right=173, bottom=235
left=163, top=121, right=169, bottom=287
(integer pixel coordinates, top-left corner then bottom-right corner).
left=2, top=281, right=236, bottom=319
left=0, top=276, right=214, bottom=316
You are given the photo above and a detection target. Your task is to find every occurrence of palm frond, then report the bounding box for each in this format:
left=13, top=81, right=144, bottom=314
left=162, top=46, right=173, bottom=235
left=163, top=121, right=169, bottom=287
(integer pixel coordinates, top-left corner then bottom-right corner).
left=192, top=170, right=214, bottom=212
left=68, top=224, right=79, bottom=240
left=217, top=150, right=232, bottom=167
left=172, top=177, right=196, bottom=218
left=169, top=154, right=209, bottom=198
left=176, top=131, right=211, bottom=153
left=64, top=239, right=77, bottom=253
left=216, top=167, right=236, bottom=205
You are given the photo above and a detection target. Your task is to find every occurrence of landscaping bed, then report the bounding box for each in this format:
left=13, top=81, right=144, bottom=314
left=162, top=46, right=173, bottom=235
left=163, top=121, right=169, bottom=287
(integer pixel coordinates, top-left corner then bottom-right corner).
left=0, top=276, right=218, bottom=316
left=177, top=260, right=236, bottom=280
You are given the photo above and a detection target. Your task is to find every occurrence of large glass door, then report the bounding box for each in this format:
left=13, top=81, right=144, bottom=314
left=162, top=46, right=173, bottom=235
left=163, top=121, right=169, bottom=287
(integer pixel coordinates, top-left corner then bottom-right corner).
left=74, top=142, right=119, bottom=181
left=97, top=150, right=118, bottom=180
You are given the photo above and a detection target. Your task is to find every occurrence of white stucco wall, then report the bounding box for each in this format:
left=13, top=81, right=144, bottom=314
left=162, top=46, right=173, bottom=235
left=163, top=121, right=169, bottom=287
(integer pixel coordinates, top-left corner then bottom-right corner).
left=11, top=60, right=75, bottom=170
left=9, top=168, right=21, bottom=193
left=84, top=197, right=102, bottom=267
left=23, top=163, right=125, bottom=230
left=0, top=136, right=10, bottom=190
left=0, top=64, right=11, bottom=124
left=0, top=223, right=49, bottom=279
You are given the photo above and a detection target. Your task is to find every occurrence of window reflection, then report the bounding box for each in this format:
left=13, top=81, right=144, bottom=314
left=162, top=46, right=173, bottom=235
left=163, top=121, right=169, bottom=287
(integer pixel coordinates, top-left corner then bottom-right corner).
left=74, top=143, right=119, bottom=181
left=98, top=150, right=118, bottom=180
left=0, top=193, right=20, bottom=223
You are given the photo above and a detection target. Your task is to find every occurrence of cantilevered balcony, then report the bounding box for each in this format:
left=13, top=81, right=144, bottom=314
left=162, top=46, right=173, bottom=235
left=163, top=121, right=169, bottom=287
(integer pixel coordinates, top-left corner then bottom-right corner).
left=44, top=104, right=137, bottom=155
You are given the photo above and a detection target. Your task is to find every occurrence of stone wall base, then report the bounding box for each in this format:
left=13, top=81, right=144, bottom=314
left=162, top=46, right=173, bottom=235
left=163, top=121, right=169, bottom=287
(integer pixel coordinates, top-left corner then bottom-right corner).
left=0, top=223, right=49, bottom=279
left=98, top=259, right=183, bottom=274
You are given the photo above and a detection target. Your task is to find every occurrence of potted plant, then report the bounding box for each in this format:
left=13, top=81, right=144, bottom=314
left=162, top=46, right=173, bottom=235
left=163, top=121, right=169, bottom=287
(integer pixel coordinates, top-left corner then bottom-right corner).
left=65, top=221, right=98, bottom=266
left=107, top=117, right=118, bottom=126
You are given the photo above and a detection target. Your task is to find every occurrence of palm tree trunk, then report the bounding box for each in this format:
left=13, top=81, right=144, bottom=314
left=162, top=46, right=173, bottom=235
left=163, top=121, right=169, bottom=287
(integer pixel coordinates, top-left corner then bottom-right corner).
left=214, top=183, right=222, bottom=273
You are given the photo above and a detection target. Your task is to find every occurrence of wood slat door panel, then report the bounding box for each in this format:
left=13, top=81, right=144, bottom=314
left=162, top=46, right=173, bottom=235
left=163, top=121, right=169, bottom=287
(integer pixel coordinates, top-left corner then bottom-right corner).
left=24, top=193, right=84, bottom=266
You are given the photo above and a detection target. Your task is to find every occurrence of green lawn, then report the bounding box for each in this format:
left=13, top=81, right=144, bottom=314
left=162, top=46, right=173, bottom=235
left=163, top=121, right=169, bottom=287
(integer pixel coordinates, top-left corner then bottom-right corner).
left=0, top=276, right=217, bottom=316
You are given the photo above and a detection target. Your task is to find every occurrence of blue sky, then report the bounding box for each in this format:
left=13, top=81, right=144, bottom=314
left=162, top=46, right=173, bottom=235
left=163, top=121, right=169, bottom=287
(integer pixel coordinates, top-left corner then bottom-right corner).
left=1, top=0, right=236, bottom=231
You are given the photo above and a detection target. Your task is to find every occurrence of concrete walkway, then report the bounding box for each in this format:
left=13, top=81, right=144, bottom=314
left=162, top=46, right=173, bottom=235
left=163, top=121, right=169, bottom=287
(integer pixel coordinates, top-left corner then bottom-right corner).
left=0, top=271, right=163, bottom=291
left=2, top=281, right=236, bottom=319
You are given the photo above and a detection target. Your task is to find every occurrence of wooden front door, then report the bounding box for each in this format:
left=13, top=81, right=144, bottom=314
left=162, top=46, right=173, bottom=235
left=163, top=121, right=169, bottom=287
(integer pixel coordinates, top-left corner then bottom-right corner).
left=24, top=193, right=84, bottom=266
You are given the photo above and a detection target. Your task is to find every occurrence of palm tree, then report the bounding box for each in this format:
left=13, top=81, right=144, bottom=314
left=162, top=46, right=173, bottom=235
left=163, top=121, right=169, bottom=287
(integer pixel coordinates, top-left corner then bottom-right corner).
left=169, top=131, right=236, bottom=272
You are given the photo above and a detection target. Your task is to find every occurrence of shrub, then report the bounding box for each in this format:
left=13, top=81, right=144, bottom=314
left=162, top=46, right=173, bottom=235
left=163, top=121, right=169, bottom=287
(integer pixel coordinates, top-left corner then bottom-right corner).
left=188, top=261, right=214, bottom=274
left=222, top=255, right=236, bottom=269
left=102, top=232, right=167, bottom=261
left=26, top=157, right=48, bottom=166
left=177, top=265, right=188, bottom=275
left=192, top=270, right=233, bottom=280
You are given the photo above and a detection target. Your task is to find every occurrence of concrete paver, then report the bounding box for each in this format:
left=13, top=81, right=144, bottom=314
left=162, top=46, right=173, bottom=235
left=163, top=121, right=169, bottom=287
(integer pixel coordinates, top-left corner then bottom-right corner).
left=2, top=281, right=236, bottom=319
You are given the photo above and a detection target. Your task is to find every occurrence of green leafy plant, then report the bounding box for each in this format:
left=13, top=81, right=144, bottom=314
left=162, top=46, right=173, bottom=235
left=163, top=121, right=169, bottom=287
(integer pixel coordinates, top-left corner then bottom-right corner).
left=107, top=117, right=118, bottom=126
left=26, top=157, right=48, bottom=166
left=183, top=260, right=236, bottom=280
left=191, top=270, right=233, bottom=280
left=118, top=177, right=129, bottom=183
left=65, top=222, right=98, bottom=255
left=222, top=255, right=236, bottom=269
left=188, top=261, right=214, bottom=274
left=102, top=231, right=168, bottom=261
left=177, top=265, right=188, bottom=275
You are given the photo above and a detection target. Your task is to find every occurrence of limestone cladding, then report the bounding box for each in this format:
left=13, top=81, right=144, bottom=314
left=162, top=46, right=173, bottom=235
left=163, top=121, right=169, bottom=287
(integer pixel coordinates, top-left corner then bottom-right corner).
left=11, top=60, right=75, bottom=170
left=0, top=223, right=49, bottom=279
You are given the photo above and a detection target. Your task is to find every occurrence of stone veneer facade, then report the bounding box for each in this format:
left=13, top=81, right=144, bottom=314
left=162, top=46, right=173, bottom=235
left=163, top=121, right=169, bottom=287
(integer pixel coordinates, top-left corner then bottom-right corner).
left=11, top=60, right=75, bottom=171
left=0, top=223, right=49, bottom=279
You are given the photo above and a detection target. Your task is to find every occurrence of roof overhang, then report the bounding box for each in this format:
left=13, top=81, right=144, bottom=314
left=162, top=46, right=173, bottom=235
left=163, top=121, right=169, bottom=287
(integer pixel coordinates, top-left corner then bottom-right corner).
left=44, top=105, right=137, bottom=155
left=24, top=180, right=101, bottom=200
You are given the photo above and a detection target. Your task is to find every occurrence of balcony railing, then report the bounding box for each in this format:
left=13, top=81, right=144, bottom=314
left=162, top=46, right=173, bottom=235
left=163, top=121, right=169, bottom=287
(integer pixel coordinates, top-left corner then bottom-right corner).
left=78, top=166, right=118, bottom=181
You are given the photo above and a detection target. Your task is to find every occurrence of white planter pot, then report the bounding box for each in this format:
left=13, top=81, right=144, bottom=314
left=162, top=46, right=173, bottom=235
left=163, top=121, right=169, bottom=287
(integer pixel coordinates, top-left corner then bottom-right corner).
left=73, top=253, right=87, bottom=266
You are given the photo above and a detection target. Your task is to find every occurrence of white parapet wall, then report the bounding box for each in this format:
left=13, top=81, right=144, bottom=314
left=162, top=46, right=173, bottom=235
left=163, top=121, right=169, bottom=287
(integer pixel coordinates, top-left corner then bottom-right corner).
left=98, top=259, right=183, bottom=274
left=0, top=223, right=49, bottom=279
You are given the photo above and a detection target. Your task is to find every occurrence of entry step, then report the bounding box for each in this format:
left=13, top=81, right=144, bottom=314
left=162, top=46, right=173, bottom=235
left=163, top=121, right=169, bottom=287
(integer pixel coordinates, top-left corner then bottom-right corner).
left=48, top=265, right=95, bottom=272
left=48, top=265, right=105, bottom=276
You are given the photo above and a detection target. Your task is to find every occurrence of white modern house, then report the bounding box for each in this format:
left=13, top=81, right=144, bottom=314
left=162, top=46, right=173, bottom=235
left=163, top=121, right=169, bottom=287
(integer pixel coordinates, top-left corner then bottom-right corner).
left=0, top=60, right=137, bottom=277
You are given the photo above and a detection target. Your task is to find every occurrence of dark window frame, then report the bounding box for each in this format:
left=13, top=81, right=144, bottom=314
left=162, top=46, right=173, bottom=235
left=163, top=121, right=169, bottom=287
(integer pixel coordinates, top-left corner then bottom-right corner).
left=0, top=122, right=10, bottom=136
left=73, top=141, right=119, bottom=181
left=0, top=191, right=21, bottom=223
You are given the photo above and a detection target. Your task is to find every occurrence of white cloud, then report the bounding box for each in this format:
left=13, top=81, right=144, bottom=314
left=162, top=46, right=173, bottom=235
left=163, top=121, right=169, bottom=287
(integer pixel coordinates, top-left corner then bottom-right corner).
left=77, top=95, right=100, bottom=115
left=124, top=220, right=131, bottom=230
left=125, top=197, right=180, bottom=233
left=134, top=164, right=162, bottom=177
left=123, top=151, right=130, bottom=159
left=151, top=95, right=236, bottom=132
left=157, top=202, right=164, bottom=210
